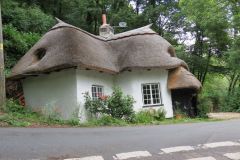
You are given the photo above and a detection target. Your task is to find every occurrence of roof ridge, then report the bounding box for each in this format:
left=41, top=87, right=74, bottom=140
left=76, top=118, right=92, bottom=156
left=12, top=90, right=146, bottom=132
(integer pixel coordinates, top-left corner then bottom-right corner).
left=49, top=19, right=156, bottom=42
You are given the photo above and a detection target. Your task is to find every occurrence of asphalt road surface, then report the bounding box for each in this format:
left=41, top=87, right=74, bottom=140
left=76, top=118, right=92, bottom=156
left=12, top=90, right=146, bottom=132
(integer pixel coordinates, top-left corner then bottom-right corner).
left=0, top=119, right=240, bottom=160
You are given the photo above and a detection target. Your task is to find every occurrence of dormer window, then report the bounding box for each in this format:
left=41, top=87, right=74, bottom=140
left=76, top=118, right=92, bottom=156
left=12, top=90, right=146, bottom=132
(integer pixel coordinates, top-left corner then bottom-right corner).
left=35, top=48, right=46, bottom=60
left=168, top=46, right=176, bottom=57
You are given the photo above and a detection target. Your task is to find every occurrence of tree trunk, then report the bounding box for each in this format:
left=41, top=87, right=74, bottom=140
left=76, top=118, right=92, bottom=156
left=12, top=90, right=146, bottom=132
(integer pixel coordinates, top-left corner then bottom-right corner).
left=228, top=73, right=240, bottom=94
left=201, top=54, right=211, bottom=85
left=136, top=0, right=140, bottom=15
left=0, top=4, right=6, bottom=109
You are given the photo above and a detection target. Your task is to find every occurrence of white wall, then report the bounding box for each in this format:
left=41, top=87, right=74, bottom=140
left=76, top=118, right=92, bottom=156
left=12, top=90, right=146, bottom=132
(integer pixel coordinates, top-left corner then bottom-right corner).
left=76, top=68, right=173, bottom=119
left=116, top=69, right=173, bottom=118
left=76, top=69, right=114, bottom=121
left=22, top=68, right=173, bottom=121
left=22, top=69, right=78, bottom=119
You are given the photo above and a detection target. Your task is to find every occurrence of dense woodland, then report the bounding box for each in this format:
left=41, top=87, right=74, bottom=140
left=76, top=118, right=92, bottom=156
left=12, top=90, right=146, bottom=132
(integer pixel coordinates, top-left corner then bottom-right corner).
left=1, top=0, right=240, bottom=113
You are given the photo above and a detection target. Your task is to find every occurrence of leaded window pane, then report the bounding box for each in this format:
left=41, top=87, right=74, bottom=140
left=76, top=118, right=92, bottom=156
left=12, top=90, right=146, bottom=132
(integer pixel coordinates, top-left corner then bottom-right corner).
left=142, top=83, right=162, bottom=105
left=92, top=85, right=104, bottom=99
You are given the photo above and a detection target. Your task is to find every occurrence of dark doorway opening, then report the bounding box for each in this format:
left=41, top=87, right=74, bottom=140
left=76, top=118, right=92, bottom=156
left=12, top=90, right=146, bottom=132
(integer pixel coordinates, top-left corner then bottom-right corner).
left=171, top=89, right=198, bottom=117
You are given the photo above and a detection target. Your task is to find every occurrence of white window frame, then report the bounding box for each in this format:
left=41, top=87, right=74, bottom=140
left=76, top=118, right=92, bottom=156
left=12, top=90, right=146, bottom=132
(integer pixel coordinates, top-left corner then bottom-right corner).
left=91, top=85, right=104, bottom=100
left=141, top=83, right=162, bottom=107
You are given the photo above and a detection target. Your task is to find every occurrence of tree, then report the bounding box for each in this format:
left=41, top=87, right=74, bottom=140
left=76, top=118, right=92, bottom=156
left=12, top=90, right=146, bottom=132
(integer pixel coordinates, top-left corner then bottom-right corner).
left=179, top=0, right=229, bottom=85
left=2, top=0, right=54, bottom=33
left=0, top=3, right=6, bottom=109
left=1, top=0, right=54, bottom=71
left=225, top=37, right=240, bottom=94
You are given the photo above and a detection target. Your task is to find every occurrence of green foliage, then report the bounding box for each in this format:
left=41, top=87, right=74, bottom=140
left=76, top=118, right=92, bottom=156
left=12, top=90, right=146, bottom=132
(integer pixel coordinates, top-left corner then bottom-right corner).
left=2, top=0, right=55, bottom=33
left=84, top=93, right=107, bottom=117
left=4, top=98, right=27, bottom=114
left=199, top=74, right=227, bottom=111
left=133, top=110, right=155, bottom=123
left=65, top=118, right=80, bottom=126
left=2, top=0, right=240, bottom=117
left=84, top=87, right=135, bottom=120
left=220, top=88, right=240, bottom=113
left=0, top=99, right=80, bottom=127
left=153, top=108, right=166, bottom=121
left=179, top=0, right=228, bottom=31
left=197, top=97, right=212, bottom=118
left=133, top=108, right=166, bottom=124
left=0, top=99, right=40, bottom=126
left=106, top=87, right=135, bottom=119
left=197, top=74, right=229, bottom=117
left=2, top=0, right=53, bottom=71
left=0, top=100, right=215, bottom=127
left=3, top=24, right=41, bottom=69
left=224, top=37, right=240, bottom=94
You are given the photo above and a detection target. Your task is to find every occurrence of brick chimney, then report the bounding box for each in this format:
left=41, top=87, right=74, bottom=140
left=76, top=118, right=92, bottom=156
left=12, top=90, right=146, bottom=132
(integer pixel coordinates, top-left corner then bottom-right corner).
left=99, top=12, right=114, bottom=38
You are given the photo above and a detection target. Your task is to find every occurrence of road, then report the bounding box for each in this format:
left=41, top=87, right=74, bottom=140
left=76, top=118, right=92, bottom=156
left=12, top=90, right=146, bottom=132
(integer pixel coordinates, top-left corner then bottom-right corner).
left=0, top=119, right=240, bottom=160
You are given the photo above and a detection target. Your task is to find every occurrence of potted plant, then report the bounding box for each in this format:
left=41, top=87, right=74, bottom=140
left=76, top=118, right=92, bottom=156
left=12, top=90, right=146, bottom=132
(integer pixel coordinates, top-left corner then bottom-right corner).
left=175, top=108, right=186, bottom=119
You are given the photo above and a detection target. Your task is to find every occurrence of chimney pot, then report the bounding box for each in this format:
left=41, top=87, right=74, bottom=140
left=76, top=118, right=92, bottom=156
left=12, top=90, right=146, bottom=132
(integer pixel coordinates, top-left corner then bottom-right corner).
left=99, top=13, right=114, bottom=38
left=102, top=14, right=107, bottom=25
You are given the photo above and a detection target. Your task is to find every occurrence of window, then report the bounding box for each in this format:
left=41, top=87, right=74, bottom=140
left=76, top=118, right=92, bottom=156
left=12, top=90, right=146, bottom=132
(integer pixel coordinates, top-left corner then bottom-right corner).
left=92, top=85, right=104, bottom=100
left=142, top=83, right=162, bottom=106
left=35, top=48, right=46, bottom=60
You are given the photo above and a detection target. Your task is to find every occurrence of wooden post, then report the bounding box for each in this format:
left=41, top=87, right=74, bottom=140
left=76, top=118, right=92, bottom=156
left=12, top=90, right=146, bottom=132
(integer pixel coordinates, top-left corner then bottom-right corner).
left=0, top=3, right=6, bottom=109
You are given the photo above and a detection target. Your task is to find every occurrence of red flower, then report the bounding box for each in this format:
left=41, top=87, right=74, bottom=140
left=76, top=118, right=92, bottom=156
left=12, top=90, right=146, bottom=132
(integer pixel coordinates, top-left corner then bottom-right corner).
left=99, top=95, right=109, bottom=101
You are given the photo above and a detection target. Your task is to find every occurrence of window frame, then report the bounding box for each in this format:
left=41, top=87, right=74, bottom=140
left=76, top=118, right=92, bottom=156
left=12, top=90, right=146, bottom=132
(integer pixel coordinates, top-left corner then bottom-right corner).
left=141, top=83, right=163, bottom=107
left=91, top=85, right=104, bottom=100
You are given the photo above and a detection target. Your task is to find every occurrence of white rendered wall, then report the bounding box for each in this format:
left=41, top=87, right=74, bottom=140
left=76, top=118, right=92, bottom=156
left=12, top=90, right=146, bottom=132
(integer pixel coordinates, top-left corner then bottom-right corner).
left=22, top=68, right=173, bottom=120
left=22, top=69, right=78, bottom=119
left=76, top=69, right=114, bottom=121
left=115, top=69, right=173, bottom=118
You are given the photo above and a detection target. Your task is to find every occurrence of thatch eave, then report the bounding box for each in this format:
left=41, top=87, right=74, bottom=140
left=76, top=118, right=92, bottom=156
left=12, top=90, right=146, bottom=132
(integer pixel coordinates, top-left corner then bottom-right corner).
left=168, top=67, right=202, bottom=91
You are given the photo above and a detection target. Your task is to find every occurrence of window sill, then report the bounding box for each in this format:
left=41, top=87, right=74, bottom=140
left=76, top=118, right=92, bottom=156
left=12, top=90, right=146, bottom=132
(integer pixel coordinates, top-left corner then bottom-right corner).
left=142, top=104, right=164, bottom=108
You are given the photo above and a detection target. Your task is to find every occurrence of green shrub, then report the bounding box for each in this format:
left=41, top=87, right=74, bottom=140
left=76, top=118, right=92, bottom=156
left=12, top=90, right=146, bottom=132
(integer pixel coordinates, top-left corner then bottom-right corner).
left=197, top=97, right=212, bottom=118
left=106, top=87, right=134, bottom=120
left=133, top=110, right=154, bottom=123
left=153, top=108, right=166, bottom=121
left=198, top=75, right=228, bottom=112
left=133, top=108, right=166, bottom=124
left=66, top=118, right=80, bottom=126
left=84, top=92, right=107, bottom=117
left=84, top=87, right=135, bottom=120
left=0, top=114, right=31, bottom=127
left=220, top=88, right=240, bottom=112
left=4, top=99, right=26, bottom=113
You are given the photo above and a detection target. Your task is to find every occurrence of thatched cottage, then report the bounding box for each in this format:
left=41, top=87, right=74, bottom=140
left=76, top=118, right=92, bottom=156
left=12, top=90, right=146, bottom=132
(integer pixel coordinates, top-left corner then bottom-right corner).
left=9, top=15, right=201, bottom=121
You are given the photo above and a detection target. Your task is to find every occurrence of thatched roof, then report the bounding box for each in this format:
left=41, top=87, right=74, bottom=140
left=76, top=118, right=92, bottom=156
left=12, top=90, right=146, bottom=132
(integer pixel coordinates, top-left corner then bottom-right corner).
left=8, top=20, right=201, bottom=91
left=168, top=67, right=202, bottom=91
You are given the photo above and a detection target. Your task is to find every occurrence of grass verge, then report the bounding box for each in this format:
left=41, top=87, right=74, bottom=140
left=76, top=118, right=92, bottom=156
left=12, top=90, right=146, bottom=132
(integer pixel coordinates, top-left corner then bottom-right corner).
left=0, top=99, right=220, bottom=127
